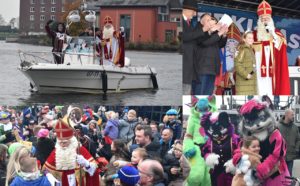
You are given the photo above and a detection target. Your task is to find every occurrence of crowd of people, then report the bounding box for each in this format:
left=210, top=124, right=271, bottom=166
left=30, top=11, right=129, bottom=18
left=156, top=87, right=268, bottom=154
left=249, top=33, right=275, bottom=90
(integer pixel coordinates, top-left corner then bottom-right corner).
left=182, top=0, right=290, bottom=95
left=0, top=106, right=188, bottom=186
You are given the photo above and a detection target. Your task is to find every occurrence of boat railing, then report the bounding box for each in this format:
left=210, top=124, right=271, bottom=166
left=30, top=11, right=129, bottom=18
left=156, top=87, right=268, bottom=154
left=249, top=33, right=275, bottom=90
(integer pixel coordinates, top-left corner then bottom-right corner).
left=19, top=51, right=55, bottom=65
left=18, top=50, right=99, bottom=66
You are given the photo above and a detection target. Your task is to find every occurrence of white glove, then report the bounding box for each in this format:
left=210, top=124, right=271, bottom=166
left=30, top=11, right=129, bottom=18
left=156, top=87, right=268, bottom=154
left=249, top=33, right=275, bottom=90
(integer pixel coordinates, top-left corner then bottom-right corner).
left=265, top=25, right=275, bottom=35
left=205, top=153, right=220, bottom=168
left=237, top=155, right=251, bottom=174
left=120, top=27, right=125, bottom=33
left=76, top=154, right=90, bottom=168
left=247, top=74, right=252, bottom=80
left=46, top=173, right=60, bottom=186
left=224, top=159, right=236, bottom=174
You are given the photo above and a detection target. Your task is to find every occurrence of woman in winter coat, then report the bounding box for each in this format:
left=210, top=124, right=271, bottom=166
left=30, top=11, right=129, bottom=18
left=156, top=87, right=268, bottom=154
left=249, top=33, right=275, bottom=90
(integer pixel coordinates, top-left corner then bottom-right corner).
left=234, top=31, right=257, bottom=95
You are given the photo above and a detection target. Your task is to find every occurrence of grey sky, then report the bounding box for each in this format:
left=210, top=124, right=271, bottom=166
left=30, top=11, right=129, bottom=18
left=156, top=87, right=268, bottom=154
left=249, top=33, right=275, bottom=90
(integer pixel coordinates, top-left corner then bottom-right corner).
left=0, top=0, right=20, bottom=23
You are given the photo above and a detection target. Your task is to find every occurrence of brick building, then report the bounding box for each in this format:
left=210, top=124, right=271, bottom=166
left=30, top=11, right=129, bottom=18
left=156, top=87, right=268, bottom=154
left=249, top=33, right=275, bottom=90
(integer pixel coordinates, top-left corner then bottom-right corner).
left=19, top=0, right=99, bottom=35
left=20, top=0, right=64, bottom=35
left=97, top=0, right=181, bottom=43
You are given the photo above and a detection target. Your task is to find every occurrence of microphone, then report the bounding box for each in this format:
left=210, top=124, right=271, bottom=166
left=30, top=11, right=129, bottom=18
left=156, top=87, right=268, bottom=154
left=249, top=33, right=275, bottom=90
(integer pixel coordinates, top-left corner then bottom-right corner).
left=264, top=24, right=269, bottom=33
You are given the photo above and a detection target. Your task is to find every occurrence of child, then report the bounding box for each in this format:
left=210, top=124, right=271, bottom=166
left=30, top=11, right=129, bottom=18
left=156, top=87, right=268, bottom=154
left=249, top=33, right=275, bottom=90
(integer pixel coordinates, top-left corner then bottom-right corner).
left=232, top=136, right=261, bottom=186
left=114, top=148, right=148, bottom=168
left=5, top=146, right=57, bottom=186
left=114, top=166, right=140, bottom=186
left=131, top=148, right=148, bottom=168
left=163, top=141, right=190, bottom=186
left=103, top=111, right=119, bottom=145
left=234, top=31, right=257, bottom=95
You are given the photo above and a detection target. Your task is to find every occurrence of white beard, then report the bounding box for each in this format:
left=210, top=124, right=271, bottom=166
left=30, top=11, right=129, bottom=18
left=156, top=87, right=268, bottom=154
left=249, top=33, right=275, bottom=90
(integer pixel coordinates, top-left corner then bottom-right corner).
left=55, top=136, right=78, bottom=170
left=103, top=25, right=115, bottom=39
left=257, top=18, right=275, bottom=41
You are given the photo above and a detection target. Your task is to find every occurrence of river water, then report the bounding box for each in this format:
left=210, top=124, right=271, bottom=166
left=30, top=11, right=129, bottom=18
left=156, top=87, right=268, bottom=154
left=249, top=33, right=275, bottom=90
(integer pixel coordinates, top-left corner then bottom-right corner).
left=0, top=41, right=182, bottom=106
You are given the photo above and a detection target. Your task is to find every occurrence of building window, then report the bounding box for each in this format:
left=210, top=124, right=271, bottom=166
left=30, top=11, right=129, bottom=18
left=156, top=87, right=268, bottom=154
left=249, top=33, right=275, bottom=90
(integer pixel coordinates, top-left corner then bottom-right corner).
left=31, top=0, right=35, bottom=4
left=158, top=15, right=169, bottom=22
left=158, top=6, right=169, bottom=22
left=40, top=23, right=44, bottom=29
left=30, top=23, right=35, bottom=29
left=30, top=7, right=35, bottom=12
left=30, top=15, right=35, bottom=21
left=120, top=15, right=131, bottom=42
left=40, top=7, right=45, bottom=12
left=51, top=0, right=56, bottom=4
left=40, top=0, right=45, bottom=4
left=158, top=6, right=168, bottom=14
left=40, top=15, right=45, bottom=21
left=51, top=7, right=56, bottom=12
left=171, top=17, right=181, bottom=27
left=51, top=15, right=55, bottom=20
left=165, top=30, right=175, bottom=43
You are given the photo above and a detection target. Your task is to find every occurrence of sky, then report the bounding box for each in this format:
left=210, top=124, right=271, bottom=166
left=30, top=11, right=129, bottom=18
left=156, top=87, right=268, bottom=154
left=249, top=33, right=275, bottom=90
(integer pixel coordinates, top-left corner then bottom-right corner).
left=0, top=0, right=20, bottom=23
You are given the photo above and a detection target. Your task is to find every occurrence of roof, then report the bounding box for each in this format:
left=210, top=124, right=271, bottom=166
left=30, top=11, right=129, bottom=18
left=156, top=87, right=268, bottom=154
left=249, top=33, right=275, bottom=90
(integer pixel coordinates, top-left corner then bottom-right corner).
left=169, top=0, right=182, bottom=10
left=197, top=0, right=300, bottom=19
left=96, top=0, right=170, bottom=7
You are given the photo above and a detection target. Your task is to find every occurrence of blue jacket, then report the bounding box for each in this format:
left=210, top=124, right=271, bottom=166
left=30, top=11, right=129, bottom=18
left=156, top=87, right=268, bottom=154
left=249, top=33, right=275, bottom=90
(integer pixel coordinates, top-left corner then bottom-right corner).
left=10, top=175, right=51, bottom=186
left=104, top=119, right=119, bottom=140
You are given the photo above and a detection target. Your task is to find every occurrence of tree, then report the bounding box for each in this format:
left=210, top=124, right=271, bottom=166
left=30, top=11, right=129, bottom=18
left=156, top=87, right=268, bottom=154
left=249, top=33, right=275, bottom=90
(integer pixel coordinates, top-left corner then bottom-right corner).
left=0, top=14, right=7, bottom=26
left=60, top=0, right=89, bottom=36
left=9, top=18, right=16, bottom=28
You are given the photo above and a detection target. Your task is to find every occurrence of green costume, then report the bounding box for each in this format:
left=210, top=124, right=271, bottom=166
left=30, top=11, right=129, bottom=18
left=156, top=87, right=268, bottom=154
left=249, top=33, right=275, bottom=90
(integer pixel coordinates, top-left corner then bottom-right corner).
left=183, top=96, right=217, bottom=186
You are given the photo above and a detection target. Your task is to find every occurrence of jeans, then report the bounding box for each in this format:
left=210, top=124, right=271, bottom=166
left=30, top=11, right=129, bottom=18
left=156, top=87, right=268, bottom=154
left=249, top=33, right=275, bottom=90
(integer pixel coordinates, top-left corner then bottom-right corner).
left=286, top=160, right=294, bottom=176
left=193, top=74, right=216, bottom=95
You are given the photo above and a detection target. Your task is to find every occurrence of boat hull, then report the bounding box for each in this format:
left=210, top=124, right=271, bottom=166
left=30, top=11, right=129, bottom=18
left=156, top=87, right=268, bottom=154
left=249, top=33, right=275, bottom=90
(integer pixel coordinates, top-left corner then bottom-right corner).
left=19, top=64, right=157, bottom=94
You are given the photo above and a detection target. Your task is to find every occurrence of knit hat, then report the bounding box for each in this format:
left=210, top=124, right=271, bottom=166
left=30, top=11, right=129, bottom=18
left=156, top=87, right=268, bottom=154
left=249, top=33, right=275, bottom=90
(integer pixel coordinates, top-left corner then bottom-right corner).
left=166, top=109, right=178, bottom=116
left=0, top=111, right=10, bottom=120
left=37, top=129, right=49, bottom=138
left=118, top=166, right=140, bottom=186
left=23, top=107, right=31, bottom=116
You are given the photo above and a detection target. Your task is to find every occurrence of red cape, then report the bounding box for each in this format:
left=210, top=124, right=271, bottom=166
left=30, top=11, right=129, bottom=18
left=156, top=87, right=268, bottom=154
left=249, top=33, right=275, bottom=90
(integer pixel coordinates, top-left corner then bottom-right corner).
left=43, top=146, right=100, bottom=186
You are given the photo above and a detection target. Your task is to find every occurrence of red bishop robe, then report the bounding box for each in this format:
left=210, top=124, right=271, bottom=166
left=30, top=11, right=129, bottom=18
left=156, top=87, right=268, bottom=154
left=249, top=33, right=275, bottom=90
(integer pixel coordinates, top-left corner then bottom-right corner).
left=253, top=29, right=290, bottom=95
left=43, top=146, right=100, bottom=186
left=98, top=31, right=125, bottom=67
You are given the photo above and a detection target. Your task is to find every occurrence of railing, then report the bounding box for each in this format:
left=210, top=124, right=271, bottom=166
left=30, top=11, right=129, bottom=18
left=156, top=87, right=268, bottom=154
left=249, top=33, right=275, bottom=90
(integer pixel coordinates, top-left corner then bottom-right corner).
left=18, top=50, right=98, bottom=66
left=19, top=51, right=54, bottom=65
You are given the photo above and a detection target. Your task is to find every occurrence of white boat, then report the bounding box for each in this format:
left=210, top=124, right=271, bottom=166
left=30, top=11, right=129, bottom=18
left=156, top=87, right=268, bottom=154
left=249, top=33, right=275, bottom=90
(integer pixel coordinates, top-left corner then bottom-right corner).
left=18, top=7, right=158, bottom=95
left=18, top=51, right=158, bottom=94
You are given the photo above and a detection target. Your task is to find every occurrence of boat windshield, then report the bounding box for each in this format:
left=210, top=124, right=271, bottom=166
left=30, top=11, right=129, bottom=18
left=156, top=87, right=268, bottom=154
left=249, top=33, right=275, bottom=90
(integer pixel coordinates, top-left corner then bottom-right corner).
left=65, top=36, right=96, bottom=54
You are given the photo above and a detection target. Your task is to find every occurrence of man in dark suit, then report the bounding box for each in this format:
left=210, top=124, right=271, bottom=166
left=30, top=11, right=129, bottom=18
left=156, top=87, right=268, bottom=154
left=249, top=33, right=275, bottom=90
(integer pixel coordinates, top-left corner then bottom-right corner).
left=193, top=15, right=228, bottom=95
left=182, top=0, right=210, bottom=95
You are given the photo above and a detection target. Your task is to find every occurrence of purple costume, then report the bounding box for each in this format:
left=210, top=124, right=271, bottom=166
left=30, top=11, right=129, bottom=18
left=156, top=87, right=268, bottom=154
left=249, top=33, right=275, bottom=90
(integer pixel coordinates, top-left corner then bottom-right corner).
left=200, top=112, right=240, bottom=186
